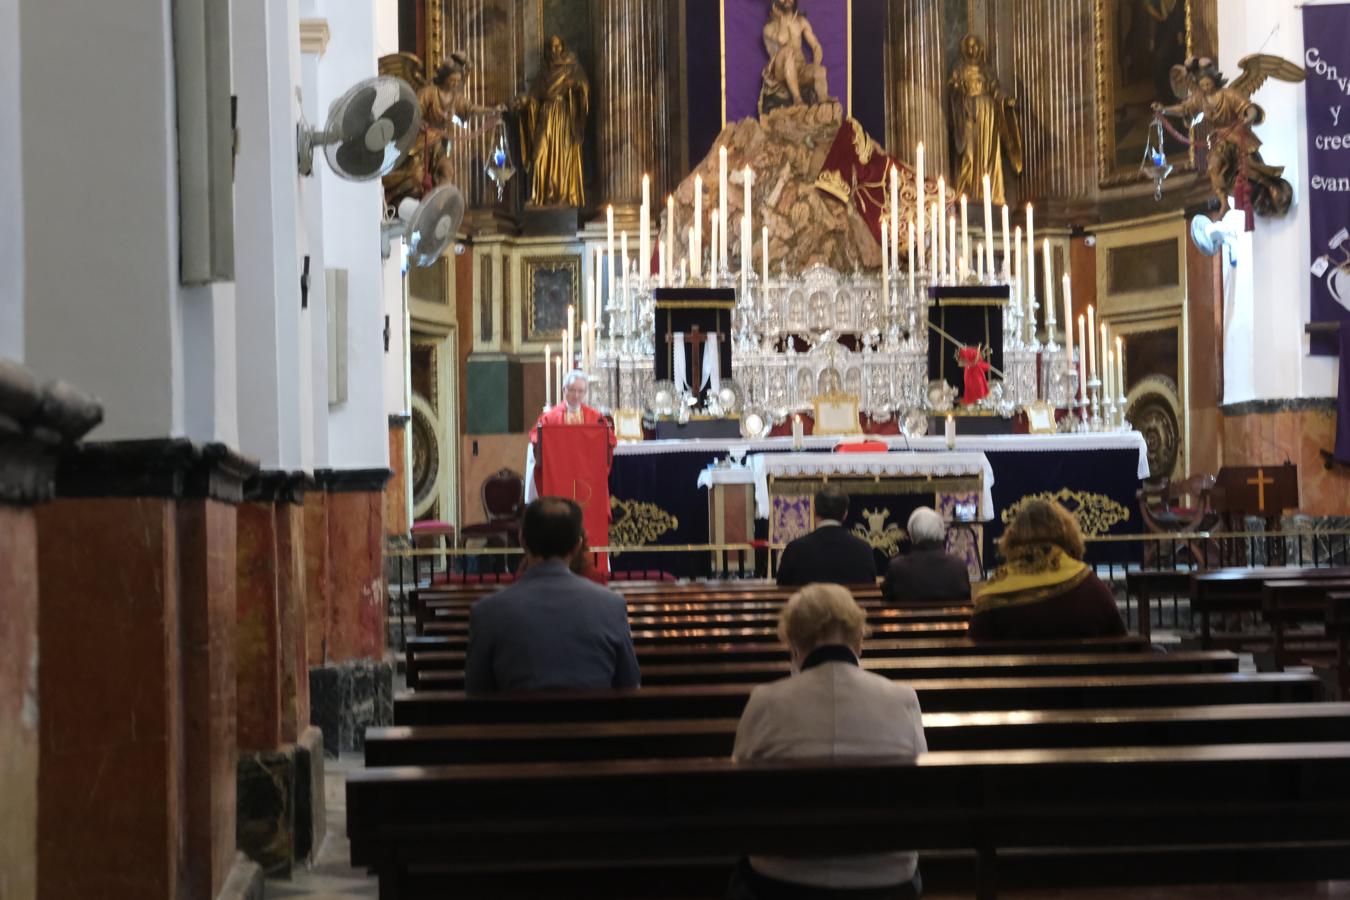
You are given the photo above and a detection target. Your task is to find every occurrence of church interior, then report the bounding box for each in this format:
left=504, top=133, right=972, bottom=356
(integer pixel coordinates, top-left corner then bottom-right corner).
left=3, top=0, right=1350, bottom=898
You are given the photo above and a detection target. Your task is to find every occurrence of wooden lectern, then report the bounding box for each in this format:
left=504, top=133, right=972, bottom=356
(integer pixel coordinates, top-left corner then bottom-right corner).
left=1214, top=463, right=1299, bottom=524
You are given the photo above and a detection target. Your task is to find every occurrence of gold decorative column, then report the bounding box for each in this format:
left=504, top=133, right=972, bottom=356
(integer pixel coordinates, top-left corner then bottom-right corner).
left=436, top=0, right=524, bottom=209
left=1009, top=0, right=1095, bottom=205
left=886, top=0, right=947, bottom=175
left=595, top=0, right=670, bottom=210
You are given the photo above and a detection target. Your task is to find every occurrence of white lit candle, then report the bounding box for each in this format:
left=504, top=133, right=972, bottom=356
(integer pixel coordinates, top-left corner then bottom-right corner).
left=1086, top=304, right=1097, bottom=379
left=1061, top=272, right=1074, bottom=362
left=1042, top=238, right=1055, bottom=342
left=960, top=194, right=970, bottom=280
left=555, top=358, right=563, bottom=408
left=741, top=213, right=751, bottom=299
left=937, top=176, right=947, bottom=279
left=1101, top=323, right=1110, bottom=395
left=692, top=174, right=703, bottom=278
left=606, top=205, right=615, bottom=269
left=709, top=211, right=719, bottom=287
left=718, top=146, right=729, bottom=270
left=881, top=220, right=890, bottom=302
left=1013, top=225, right=1023, bottom=316
left=666, top=194, right=676, bottom=286
left=544, top=344, right=551, bottom=407
left=792, top=413, right=804, bottom=449
left=1001, top=204, right=1010, bottom=279
left=930, top=204, right=940, bottom=278
left=620, top=232, right=629, bottom=304
left=1025, top=203, right=1035, bottom=302
left=945, top=414, right=956, bottom=449
left=762, top=224, right=769, bottom=289
left=948, top=215, right=957, bottom=282
left=640, top=174, right=650, bottom=280
left=907, top=218, right=915, bottom=296
left=890, top=165, right=900, bottom=268
left=1116, top=335, right=1125, bottom=400
left=743, top=164, right=754, bottom=240
left=976, top=241, right=984, bottom=282
left=1104, top=348, right=1114, bottom=406
left=915, top=143, right=926, bottom=272
left=982, top=174, right=994, bottom=279
left=1077, top=315, right=1087, bottom=402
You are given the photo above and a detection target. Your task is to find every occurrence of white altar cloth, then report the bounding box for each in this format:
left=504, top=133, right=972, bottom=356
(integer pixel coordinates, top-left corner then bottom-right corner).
left=744, top=451, right=995, bottom=522
left=617, top=431, right=1150, bottom=480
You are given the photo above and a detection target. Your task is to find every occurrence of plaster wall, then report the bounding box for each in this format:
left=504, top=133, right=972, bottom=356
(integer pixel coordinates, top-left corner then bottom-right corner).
left=233, top=0, right=309, bottom=469
left=1220, top=0, right=1340, bottom=402
left=1, top=0, right=21, bottom=363
left=375, top=0, right=400, bottom=57
left=300, top=48, right=332, bottom=468
left=320, top=0, right=390, bottom=470
left=21, top=0, right=184, bottom=438
left=383, top=251, right=408, bottom=418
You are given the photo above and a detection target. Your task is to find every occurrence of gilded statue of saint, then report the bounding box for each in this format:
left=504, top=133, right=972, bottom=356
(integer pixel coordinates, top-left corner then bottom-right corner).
left=512, top=35, right=590, bottom=209
left=759, top=0, right=829, bottom=115
left=948, top=34, right=1022, bottom=207
left=1153, top=55, right=1305, bottom=218
left=378, top=51, right=501, bottom=207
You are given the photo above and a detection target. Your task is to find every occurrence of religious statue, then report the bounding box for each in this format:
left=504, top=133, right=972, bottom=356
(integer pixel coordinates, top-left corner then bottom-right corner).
left=956, top=344, right=991, bottom=405
left=378, top=51, right=502, bottom=208
left=948, top=34, right=1022, bottom=207
left=512, top=35, right=590, bottom=208
left=759, top=0, right=830, bottom=116
left=1153, top=54, right=1306, bottom=220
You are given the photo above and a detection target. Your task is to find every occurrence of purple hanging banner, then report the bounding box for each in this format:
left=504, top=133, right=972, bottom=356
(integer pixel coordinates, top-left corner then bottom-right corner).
left=1302, top=3, right=1350, bottom=357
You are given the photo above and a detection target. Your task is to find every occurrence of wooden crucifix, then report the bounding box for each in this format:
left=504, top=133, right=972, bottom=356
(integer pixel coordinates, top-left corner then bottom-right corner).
left=666, top=324, right=719, bottom=391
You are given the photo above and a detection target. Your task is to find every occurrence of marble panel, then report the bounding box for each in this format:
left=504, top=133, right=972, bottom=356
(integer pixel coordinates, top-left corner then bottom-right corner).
left=177, top=498, right=239, bottom=900
left=385, top=424, right=408, bottom=537
left=326, top=490, right=386, bottom=663
left=309, top=660, right=394, bottom=757
left=1222, top=408, right=1350, bottom=517
left=276, top=502, right=308, bottom=744
left=36, top=497, right=188, bottom=900
left=236, top=501, right=281, bottom=752
left=236, top=746, right=295, bottom=878
left=0, top=505, right=38, bottom=900
left=303, top=492, right=331, bottom=666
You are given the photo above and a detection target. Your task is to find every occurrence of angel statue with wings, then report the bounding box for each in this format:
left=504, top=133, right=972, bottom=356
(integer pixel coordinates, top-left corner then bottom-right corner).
left=1153, top=54, right=1305, bottom=220
left=378, top=51, right=503, bottom=208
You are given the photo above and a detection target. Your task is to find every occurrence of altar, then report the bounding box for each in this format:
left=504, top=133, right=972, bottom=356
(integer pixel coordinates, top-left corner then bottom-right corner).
left=607, top=432, right=1149, bottom=577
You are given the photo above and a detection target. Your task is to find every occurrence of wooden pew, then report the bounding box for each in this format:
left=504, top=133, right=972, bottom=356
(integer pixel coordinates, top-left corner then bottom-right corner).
left=403, top=634, right=1150, bottom=688
left=393, top=673, right=1324, bottom=726
left=1124, top=569, right=1194, bottom=644
left=411, top=650, right=1240, bottom=691
left=347, top=743, right=1350, bottom=900
left=1262, top=578, right=1350, bottom=670
left=1191, top=566, right=1350, bottom=648
left=364, top=701, right=1350, bottom=766
left=417, top=619, right=971, bottom=645
left=418, top=604, right=970, bottom=629
left=1329, top=591, right=1350, bottom=701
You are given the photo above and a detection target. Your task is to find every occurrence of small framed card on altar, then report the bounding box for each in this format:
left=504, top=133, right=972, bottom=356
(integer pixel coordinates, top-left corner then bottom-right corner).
left=1024, top=401, right=1057, bottom=435
left=812, top=393, right=862, bottom=436
left=613, top=409, right=644, bottom=442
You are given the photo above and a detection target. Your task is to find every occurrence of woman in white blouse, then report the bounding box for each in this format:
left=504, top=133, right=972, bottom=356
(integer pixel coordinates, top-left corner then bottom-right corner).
left=729, top=583, right=927, bottom=899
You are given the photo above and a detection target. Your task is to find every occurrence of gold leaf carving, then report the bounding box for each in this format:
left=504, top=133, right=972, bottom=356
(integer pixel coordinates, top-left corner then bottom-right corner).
left=815, top=169, right=850, bottom=202
left=850, top=507, right=906, bottom=557
left=608, top=497, right=680, bottom=550
left=1000, top=488, right=1131, bottom=537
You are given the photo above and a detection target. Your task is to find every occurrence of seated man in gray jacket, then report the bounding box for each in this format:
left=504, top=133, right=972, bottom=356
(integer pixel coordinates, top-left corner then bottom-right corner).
left=465, top=497, right=640, bottom=692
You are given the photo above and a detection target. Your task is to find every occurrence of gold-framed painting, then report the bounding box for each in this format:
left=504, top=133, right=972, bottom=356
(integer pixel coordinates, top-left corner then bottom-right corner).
left=613, top=409, right=644, bottom=442
left=812, top=393, right=863, bottom=437
left=1094, top=0, right=1197, bottom=187
left=522, top=255, right=581, bottom=343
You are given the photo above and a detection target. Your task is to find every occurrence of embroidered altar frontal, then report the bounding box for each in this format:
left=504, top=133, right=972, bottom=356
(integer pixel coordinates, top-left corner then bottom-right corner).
left=607, top=433, right=1148, bottom=577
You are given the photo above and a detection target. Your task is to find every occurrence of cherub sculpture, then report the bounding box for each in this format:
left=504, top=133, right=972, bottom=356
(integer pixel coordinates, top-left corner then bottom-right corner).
left=1153, top=54, right=1305, bottom=219
left=378, top=51, right=502, bottom=209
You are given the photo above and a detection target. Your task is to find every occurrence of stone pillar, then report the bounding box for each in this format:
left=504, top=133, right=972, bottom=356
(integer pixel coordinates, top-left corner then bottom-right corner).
left=595, top=0, right=671, bottom=209
left=0, top=362, right=98, bottom=900
left=36, top=439, right=254, bottom=900
left=886, top=0, right=947, bottom=175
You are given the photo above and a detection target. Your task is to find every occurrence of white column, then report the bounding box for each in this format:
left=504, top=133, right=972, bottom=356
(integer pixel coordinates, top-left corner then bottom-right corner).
left=319, top=0, right=389, bottom=470
left=1, top=0, right=21, bottom=363
left=1220, top=0, right=1336, bottom=401
left=299, top=25, right=330, bottom=468
left=233, top=0, right=308, bottom=468
left=22, top=0, right=186, bottom=438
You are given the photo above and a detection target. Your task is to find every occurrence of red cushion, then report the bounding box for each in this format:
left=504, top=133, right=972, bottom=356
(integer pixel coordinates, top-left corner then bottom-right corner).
left=833, top=440, right=888, bottom=453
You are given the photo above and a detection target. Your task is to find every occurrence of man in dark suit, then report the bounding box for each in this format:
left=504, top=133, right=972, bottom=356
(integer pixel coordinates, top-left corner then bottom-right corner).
left=465, top=497, right=640, bottom=692
left=882, top=506, right=971, bottom=605
left=775, top=485, right=877, bottom=587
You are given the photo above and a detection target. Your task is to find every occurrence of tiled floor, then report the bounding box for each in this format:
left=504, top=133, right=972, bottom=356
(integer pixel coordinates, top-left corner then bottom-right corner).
left=266, top=754, right=376, bottom=900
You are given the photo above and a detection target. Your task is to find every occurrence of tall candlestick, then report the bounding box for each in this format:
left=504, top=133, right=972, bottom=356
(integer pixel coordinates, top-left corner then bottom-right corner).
left=1042, top=238, right=1055, bottom=342
left=915, top=143, right=926, bottom=272
left=1061, top=272, right=1074, bottom=362
left=692, top=174, right=703, bottom=279
left=1086, top=305, right=1097, bottom=378
left=960, top=195, right=970, bottom=280
left=1013, top=225, right=1023, bottom=319
left=743, top=164, right=754, bottom=246
left=930, top=204, right=940, bottom=278
left=718, top=146, right=729, bottom=270
left=1104, top=348, right=1114, bottom=406
left=1116, top=336, right=1125, bottom=401
left=640, top=174, right=650, bottom=278
left=982, top=174, right=995, bottom=278
left=937, top=176, right=947, bottom=279
left=1025, top=203, right=1035, bottom=302
left=709, top=212, right=719, bottom=287
left=889, top=165, right=900, bottom=268
left=741, top=213, right=751, bottom=299
left=907, top=218, right=916, bottom=296
left=948, top=215, right=957, bottom=282
left=976, top=242, right=985, bottom=282
left=544, top=344, right=551, bottom=407
left=1001, top=204, right=1010, bottom=279
left=1100, top=323, right=1110, bottom=395
left=1077, top=315, right=1088, bottom=408
left=666, top=194, right=675, bottom=286
left=881, top=220, right=890, bottom=302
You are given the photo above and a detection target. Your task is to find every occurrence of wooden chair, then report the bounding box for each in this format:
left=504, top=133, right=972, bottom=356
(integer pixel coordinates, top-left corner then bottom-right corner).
left=458, top=468, right=524, bottom=573
left=1136, top=473, right=1218, bottom=569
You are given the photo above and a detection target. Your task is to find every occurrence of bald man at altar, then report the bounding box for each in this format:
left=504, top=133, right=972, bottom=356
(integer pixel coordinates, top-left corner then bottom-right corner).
left=525, top=370, right=616, bottom=503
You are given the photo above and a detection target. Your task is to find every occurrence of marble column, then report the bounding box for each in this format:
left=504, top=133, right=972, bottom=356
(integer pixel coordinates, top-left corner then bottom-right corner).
left=886, top=0, right=947, bottom=175
left=0, top=362, right=98, bottom=900
left=36, top=439, right=254, bottom=900
left=595, top=0, right=671, bottom=210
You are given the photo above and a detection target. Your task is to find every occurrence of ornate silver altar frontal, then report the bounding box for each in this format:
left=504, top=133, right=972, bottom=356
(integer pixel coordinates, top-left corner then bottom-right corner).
left=588, top=261, right=1082, bottom=428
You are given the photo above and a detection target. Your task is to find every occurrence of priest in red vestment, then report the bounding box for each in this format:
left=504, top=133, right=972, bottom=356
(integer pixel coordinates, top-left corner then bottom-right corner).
left=526, top=370, right=616, bottom=500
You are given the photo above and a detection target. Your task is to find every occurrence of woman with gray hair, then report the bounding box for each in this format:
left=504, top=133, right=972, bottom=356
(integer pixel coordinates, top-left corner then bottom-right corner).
left=881, top=507, right=971, bottom=606
left=729, top=583, right=926, bottom=899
